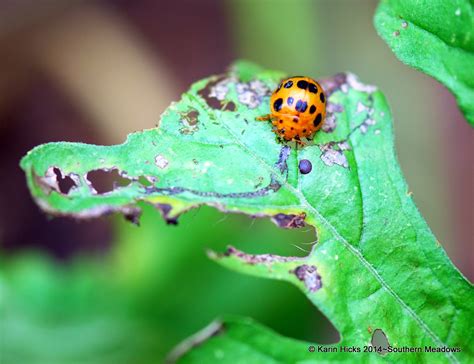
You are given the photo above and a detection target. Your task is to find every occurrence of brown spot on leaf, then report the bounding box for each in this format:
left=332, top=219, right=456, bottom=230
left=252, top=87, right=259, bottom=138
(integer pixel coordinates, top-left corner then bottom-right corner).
left=292, top=264, right=322, bottom=292
left=186, top=110, right=199, bottom=126
left=179, top=108, right=200, bottom=135
left=272, top=212, right=306, bottom=229
left=222, top=246, right=297, bottom=265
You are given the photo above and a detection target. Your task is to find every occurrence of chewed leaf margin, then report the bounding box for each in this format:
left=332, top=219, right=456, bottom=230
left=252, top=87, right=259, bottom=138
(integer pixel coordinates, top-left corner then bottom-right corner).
left=20, top=61, right=474, bottom=364
left=20, top=63, right=365, bottom=229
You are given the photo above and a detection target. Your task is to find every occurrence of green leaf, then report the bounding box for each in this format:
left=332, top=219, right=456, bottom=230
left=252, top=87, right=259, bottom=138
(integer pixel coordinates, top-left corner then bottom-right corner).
left=0, top=253, right=160, bottom=364
left=168, top=316, right=317, bottom=364
left=20, top=61, right=473, bottom=363
left=374, top=0, right=474, bottom=126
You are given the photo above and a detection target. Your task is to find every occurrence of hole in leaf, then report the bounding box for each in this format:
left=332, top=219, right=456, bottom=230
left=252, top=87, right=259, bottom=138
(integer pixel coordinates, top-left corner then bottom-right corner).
left=371, top=328, right=389, bottom=356
left=152, top=205, right=340, bottom=345
left=86, top=168, right=131, bottom=194
left=52, top=167, right=77, bottom=194
left=223, top=101, right=236, bottom=111
left=198, top=76, right=228, bottom=110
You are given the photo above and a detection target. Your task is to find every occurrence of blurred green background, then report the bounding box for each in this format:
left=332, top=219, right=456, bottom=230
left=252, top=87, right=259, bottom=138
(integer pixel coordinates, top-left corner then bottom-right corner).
left=0, top=1, right=472, bottom=363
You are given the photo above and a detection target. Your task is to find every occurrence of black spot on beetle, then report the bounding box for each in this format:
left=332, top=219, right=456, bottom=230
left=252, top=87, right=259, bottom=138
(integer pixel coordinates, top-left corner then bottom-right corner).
left=302, top=128, right=307, bottom=133
left=291, top=127, right=294, bottom=130
left=313, top=113, right=322, bottom=127
left=293, top=117, right=298, bottom=123
left=273, top=98, right=283, bottom=112
left=320, top=92, right=325, bottom=103
left=279, top=119, right=283, bottom=124
left=309, top=105, right=316, bottom=114
left=287, top=96, right=294, bottom=105
left=297, top=80, right=308, bottom=90
left=308, top=83, right=318, bottom=93
left=299, top=159, right=313, bottom=174
left=284, top=80, right=293, bottom=88
left=295, top=100, right=308, bottom=112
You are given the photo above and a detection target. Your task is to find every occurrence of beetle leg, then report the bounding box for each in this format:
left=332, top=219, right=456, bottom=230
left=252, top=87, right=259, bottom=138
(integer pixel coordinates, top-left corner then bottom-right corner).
left=294, top=137, right=306, bottom=147
left=256, top=114, right=272, bottom=121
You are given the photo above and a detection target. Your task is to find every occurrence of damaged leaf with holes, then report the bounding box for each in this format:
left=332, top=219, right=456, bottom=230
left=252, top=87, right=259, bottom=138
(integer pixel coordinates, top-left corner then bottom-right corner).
left=21, top=61, right=474, bottom=362
left=374, top=0, right=474, bottom=126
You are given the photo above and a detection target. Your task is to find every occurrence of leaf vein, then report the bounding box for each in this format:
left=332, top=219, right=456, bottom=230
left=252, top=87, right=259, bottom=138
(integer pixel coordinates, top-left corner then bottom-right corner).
left=215, top=95, right=457, bottom=363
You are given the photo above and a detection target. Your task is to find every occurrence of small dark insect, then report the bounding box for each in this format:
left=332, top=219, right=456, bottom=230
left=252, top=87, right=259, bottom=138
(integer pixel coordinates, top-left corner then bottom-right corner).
left=299, top=159, right=313, bottom=174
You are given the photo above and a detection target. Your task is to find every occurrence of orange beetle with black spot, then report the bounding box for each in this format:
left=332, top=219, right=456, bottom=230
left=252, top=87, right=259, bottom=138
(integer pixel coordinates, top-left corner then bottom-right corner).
left=257, top=76, right=326, bottom=143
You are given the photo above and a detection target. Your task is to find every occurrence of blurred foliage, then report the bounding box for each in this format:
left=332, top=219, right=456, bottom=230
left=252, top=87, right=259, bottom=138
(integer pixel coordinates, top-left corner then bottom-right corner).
left=228, top=0, right=321, bottom=76
left=1, top=204, right=328, bottom=364
left=375, top=0, right=474, bottom=126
